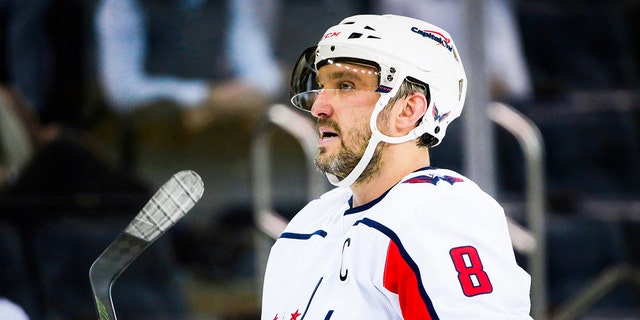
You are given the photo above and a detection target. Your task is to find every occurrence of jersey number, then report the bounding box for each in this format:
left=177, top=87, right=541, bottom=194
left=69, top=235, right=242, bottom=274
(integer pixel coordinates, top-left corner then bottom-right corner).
left=449, top=246, right=493, bottom=297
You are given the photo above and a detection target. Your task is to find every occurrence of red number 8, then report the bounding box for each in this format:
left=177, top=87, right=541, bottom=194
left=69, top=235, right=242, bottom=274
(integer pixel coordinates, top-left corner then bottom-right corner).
left=449, top=246, right=493, bottom=297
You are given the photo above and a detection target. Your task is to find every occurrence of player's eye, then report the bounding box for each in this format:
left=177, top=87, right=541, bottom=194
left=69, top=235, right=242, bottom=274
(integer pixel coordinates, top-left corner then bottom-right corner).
left=339, top=82, right=355, bottom=91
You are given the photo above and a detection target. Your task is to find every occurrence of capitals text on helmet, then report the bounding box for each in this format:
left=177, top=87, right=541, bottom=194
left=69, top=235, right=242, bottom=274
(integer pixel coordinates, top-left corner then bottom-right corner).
left=411, top=27, right=453, bottom=52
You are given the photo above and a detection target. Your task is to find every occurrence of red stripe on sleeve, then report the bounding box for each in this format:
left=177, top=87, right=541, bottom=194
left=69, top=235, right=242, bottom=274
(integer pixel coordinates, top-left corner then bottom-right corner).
left=383, top=240, right=433, bottom=320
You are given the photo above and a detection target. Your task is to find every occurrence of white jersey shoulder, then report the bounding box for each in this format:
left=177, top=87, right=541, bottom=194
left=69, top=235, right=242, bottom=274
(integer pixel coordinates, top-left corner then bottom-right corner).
left=262, top=167, right=532, bottom=320
left=376, top=167, right=504, bottom=228
left=280, top=186, right=352, bottom=235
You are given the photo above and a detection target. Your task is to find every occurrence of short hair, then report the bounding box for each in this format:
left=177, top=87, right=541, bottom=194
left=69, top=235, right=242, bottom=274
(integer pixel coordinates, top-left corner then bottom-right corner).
left=387, top=78, right=438, bottom=148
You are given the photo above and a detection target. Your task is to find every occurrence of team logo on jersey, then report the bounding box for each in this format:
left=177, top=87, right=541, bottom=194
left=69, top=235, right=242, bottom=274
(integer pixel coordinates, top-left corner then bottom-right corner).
left=403, top=174, right=463, bottom=186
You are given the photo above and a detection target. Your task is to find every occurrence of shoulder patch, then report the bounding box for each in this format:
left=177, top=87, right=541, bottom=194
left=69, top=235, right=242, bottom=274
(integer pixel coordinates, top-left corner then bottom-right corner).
left=402, top=174, right=463, bottom=186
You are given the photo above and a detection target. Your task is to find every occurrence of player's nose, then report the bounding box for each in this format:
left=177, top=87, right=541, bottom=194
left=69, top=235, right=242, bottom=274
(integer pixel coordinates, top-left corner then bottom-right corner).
left=310, top=90, right=333, bottom=118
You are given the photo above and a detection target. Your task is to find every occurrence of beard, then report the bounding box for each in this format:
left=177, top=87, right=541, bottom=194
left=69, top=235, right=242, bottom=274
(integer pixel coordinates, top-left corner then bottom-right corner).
left=314, top=118, right=386, bottom=184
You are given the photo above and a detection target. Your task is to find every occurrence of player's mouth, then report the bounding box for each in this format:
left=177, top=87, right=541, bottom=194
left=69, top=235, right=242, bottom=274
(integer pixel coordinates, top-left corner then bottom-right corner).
left=318, top=127, right=339, bottom=146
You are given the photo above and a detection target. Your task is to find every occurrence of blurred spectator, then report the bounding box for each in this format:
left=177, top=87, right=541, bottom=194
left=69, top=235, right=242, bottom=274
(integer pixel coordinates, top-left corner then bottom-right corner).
left=95, top=0, right=284, bottom=132
left=1, top=2, right=189, bottom=319
left=374, top=0, right=533, bottom=103
left=0, top=89, right=186, bottom=318
left=5, top=0, right=102, bottom=130
left=3, top=0, right=51, bottom=118
left=0, top=87, right=38, bottom=190
left=0, top=83, right=183, bottom=319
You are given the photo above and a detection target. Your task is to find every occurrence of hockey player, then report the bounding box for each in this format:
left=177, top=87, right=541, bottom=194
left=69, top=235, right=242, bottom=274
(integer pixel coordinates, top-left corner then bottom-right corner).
left=261, top=14, right=532, bottom=319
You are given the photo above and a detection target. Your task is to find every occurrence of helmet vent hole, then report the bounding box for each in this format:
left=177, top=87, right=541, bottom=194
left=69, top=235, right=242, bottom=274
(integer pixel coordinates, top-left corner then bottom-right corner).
left=367, top=35, right=381, bottom=39
left=348, top=33, right=363, bottom=39
left=364, top=26, right=376, bottom=31
left=434, top=126, right=441, bottom=134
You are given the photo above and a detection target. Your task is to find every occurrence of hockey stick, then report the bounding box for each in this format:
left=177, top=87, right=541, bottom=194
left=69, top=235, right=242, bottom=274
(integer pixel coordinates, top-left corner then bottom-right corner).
left=89, top=170, right=204, bottom=320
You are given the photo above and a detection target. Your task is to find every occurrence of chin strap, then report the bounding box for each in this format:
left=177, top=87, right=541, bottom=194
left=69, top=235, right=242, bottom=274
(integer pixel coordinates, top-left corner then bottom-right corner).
left=326, top=80, right=426, bottom=187
left=326, top=134, right=381, bottom=187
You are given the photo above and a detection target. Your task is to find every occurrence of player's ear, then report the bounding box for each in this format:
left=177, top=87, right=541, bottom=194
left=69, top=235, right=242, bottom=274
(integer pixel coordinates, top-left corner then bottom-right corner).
left=395, top=92, right=427, bottom=132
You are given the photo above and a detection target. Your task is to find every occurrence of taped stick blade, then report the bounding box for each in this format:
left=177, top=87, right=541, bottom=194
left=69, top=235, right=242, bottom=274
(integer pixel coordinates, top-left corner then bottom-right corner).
left=125, top=170, right=204, bottom=242
left=89, top=170, right=204, bottom=320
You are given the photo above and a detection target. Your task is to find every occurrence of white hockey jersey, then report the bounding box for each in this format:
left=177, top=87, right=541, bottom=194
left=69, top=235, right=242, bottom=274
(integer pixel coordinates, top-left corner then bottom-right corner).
left=261, top=167, right=532, bottom=319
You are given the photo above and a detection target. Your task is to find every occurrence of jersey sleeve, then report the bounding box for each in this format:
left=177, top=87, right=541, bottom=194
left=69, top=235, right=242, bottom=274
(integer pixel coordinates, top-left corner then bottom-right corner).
left=378, top=176, right=532, bottom=319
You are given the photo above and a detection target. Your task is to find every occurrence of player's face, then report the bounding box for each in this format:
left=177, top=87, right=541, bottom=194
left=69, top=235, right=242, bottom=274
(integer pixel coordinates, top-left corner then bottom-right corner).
left=310, top=62, right=383, bottom=180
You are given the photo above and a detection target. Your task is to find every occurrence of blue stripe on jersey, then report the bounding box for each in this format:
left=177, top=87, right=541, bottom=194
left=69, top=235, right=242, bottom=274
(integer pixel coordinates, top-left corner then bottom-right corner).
left=280, top=230, right=328, bottom=239
left=343, top=167, right=437, bottom=216
left=344, top=189, right=391, bottom=215
left=300, top=277, right=323, bottom=320
left=354, top=217, right=440, bottom=320
left=324, top=310, right=334, bottom=319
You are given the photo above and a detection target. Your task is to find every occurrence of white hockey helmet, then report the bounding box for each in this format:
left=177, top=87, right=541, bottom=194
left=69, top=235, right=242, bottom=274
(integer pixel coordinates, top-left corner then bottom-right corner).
left=291, top=14, right=467, bottom=147
left=290, top=14, right=467, bottom=186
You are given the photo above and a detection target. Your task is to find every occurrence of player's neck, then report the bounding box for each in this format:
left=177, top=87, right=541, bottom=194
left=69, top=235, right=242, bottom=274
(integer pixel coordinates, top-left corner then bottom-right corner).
left=350, top=144, right=430, bottom=207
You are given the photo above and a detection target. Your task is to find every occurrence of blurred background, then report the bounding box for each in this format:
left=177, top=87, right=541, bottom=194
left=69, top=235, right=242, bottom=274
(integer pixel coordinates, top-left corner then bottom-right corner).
left=0, top=0, right=639, bottom=319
